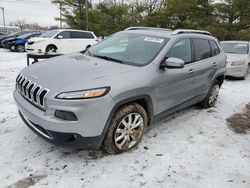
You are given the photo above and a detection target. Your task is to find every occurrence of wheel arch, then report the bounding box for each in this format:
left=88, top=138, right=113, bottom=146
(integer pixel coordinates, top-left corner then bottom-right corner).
left=46, top=44, right=57, bottom=51
left=98, top=95, right=154, bottom=148
left=215, top=74, right=225, bottom=87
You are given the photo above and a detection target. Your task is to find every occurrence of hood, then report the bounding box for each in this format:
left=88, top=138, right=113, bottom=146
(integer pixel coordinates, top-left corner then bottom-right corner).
left=226, top=53, right=248, bottom=63
left=20, top=53, right=138, bottom=96
left=28, top=37, right=46, bottom=42
left=3, top=37, right=17, bottom=43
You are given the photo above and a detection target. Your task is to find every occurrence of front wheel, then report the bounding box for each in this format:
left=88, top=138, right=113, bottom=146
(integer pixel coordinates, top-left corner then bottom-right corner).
left=102, top=103, right=148, bottom=154
left=46, top=45, right=57, bottom=53
left=199, top=81, right=220, bottom=108
left=242, top=65, right=250, bottom=80
left=16, top=45, right=25, bottom=52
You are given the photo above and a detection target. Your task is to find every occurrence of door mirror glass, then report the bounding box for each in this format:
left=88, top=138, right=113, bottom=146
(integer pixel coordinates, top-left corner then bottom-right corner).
left=160, top=57, right=184, bottom=69
left=57, top=35, right=63, bottom=39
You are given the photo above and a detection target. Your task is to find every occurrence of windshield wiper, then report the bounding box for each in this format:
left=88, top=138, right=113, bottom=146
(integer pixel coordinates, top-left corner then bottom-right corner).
left=92, top=55, right=124, bottom=64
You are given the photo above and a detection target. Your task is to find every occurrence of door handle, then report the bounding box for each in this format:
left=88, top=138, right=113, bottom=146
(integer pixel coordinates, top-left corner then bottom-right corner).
left=213, top=62, right=217, bottom=66
left=188, top=69, right=194, bottom=74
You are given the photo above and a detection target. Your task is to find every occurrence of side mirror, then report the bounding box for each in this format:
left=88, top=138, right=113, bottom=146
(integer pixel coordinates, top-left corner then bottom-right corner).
left=160, top=57, right=185, bottom=69
left=57, top=35, right=63, bottom=39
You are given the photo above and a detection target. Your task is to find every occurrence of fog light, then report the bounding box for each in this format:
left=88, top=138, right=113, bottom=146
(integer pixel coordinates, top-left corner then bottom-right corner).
left=55, top=110, right=78, bottom=121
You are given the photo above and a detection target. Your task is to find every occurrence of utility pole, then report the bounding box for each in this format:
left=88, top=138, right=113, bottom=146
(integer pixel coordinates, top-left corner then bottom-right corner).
left=86, top=0, right=88, bottom=31
left=0, top=6, right=6, bottom=28
left=59, top=2, right=62, bottom=28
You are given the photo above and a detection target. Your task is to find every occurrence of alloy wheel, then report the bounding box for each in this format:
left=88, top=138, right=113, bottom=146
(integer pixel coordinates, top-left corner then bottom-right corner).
left=114, top=113, right=144, bottom=150
left=208, top=84, right=219, bottom=106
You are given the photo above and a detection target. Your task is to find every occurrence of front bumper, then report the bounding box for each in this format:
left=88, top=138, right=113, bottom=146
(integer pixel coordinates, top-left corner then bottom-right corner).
left=226, top=66, right=246, bottom=77
left=14, top=89, right=114, bottom=149
left=26, top=44, right=46, bottom=55
left=19, top=111, right=103, bottom=148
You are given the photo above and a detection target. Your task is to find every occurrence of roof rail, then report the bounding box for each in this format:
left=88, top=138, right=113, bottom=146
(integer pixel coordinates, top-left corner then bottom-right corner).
left=125, top=27, right=172, bottom=32
left=172, top=29, right=212, bottom=36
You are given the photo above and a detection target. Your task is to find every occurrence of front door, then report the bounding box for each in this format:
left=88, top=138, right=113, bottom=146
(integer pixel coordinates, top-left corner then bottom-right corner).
left=156, top=38, right=197, bottom=114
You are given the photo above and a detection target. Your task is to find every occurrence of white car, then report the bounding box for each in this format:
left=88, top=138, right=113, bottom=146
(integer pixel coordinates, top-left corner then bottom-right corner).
left=221, top=41, right=250, bottom=79
left=26, top=29, right=98, bottom=55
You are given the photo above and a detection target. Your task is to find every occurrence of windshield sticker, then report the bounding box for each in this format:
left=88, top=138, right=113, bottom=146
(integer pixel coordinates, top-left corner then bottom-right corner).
left=144, top=37, right=164, bottom=43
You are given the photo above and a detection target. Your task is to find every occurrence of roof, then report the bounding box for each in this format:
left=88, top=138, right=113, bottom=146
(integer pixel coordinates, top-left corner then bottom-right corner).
left=123, top=27, right=215, bottom=40
left=52, top=29, right=94, bottom=33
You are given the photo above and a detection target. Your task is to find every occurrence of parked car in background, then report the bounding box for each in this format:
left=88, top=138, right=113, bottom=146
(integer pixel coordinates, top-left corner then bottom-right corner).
left=0, top=32, right=4, bottom=36
left=5, top=32, right=42, bottom=52
left=26, top=29, right=98, bottom=55
left=14, top=27, right=226, bottom=154
left=0, top=31, right=30, bottom=47
left=221, top=41, right=250, bottom=79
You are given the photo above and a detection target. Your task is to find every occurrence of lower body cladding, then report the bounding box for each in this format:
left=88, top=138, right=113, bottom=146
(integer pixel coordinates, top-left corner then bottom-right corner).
left=13, top=90, right=114, bottom=149
left=226, top=65, right=247, bottom=78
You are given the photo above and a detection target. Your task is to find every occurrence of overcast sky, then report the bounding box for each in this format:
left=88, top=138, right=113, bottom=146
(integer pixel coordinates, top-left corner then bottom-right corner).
left=0, top=0, right=223, bottom=27
left=0, top=0, right=60, bottom=27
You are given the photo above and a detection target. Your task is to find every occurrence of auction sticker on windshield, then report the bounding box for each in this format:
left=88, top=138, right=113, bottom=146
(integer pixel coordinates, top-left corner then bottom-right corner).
left=144, top=37, right=164, bottom=43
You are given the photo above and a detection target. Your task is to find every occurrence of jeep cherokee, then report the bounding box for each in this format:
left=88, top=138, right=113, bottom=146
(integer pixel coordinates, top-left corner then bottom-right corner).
left=14, top=27, right=226, bottom=154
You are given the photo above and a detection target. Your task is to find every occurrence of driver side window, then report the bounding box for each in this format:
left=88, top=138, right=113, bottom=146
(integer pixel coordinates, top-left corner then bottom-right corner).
left=166, top=38, right=192, bottom=64
left=55, top=31, right=70, bottom=39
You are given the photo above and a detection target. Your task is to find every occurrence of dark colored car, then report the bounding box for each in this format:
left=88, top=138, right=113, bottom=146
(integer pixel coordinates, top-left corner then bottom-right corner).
left=0, top=31, right=29, bottom=48
left=5, top=32, right=42, bottom=52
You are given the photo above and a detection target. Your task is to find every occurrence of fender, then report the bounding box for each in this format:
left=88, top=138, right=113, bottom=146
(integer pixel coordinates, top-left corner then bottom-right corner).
left=97, top=95, right=154, bottom=148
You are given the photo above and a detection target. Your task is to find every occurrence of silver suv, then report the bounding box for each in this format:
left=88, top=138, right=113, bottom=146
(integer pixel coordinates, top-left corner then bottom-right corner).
left=14, top=27, right=226, bottom=154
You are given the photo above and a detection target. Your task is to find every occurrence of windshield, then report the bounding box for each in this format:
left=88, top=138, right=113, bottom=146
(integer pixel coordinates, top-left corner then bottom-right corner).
left=221, top=43, right=249, bottom=54
left=7, top=31, right=20, bottom=37
left=87, top=33, right=168, bottom=66
left=40, top=30, right=58, bottom=38
left=17, top=33, right=34, bottom=39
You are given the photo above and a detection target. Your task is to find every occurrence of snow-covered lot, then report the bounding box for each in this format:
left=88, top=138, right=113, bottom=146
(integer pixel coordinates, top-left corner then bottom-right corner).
left=0, top=48, right=250, bottom=188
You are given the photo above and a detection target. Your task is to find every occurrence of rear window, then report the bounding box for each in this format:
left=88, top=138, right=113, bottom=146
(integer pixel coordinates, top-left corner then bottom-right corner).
left=210, top=40, right=220, bottom=56
left=70, top=31, right=95, bottom=39
left=193, top=39, right=211, bottom=61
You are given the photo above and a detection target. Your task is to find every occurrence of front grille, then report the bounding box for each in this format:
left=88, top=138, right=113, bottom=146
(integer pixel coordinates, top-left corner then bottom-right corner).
left=16, top=74, right=49, bottom=109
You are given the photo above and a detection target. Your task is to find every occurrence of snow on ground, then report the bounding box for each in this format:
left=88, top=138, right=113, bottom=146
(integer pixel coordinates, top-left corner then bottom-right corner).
left=0, top=48, right=250, bottom=188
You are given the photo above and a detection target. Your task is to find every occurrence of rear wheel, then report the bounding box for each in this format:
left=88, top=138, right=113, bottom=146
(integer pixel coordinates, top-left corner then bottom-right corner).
left=199, top=80, right=220, bottom=108
left=17, top=45, right=25, bottom=52
left=102, top=103, right=147, bottom=154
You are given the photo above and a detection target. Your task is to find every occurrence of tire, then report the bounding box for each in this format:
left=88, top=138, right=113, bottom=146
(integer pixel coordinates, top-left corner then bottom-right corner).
left=10, top=45, right=16, bottom=51
left=102, top=103, right=148, bottom=154
left=46, top=45, right=57, bottom=53
left=199, top=80, right=220, bottom=108
left=16, top=45, right=25, bottom=52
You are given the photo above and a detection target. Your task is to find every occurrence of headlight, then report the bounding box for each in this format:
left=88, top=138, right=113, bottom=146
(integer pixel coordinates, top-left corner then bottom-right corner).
left=56, top=87, right=110, bottom=99
left=231, top=60, right=245, bottom=66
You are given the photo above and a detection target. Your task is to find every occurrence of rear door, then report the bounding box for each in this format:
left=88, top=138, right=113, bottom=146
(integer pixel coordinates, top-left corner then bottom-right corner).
left=191, top=38, right=217, bottom=95
left=54, top=31, right=71, bottom=54
left=70, top=31, right=96, bottom=52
